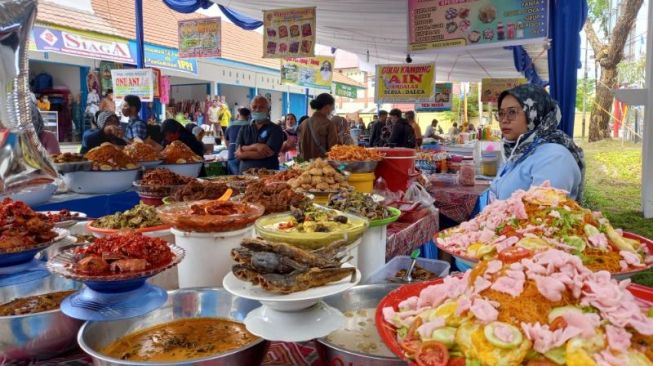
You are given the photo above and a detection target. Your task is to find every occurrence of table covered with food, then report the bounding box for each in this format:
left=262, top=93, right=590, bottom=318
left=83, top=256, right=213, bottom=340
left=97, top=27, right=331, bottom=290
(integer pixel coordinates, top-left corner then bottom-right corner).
left=1, top=141, right=652, bottom=366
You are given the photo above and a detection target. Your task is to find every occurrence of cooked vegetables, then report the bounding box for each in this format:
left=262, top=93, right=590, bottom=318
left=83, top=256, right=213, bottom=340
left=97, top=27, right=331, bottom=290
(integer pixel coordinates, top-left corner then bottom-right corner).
left=92, top=203, right=162, bottom=229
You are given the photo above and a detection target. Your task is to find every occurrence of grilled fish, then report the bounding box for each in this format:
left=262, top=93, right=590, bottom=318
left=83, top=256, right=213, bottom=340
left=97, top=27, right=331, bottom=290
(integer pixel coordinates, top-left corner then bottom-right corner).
left=257, top=267, right=357, bottom=294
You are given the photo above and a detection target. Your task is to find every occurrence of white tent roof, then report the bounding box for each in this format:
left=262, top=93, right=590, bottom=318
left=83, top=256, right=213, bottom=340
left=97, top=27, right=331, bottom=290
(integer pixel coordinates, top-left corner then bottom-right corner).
left=212, top=0, right=549, bottom=81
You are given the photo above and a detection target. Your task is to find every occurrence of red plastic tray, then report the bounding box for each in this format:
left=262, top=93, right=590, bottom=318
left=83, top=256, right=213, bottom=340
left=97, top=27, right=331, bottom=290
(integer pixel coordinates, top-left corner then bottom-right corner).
left=374, top=278, right=653, bottom=365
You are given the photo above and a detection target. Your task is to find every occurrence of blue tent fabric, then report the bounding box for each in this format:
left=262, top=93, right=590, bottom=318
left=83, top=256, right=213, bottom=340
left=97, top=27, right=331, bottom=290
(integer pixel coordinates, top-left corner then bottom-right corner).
left=548, top=0, right=589, bottom=137
left=218, top=5, right=263, bottom=30
left=162, top=0, right=213, bottom=14
left=507, top=45, right=548, bottom=87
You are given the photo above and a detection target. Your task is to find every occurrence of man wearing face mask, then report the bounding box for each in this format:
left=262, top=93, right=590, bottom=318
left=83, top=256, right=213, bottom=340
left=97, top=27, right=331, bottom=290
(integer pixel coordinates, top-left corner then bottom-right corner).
left=297, top=93, right=338, bottom=160
left=235, top=96, right=285, bottom=173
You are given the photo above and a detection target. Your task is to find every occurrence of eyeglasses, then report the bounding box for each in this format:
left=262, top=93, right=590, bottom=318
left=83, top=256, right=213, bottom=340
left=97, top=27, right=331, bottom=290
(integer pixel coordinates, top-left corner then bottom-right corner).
left=494, top=107, right=520, bottom=122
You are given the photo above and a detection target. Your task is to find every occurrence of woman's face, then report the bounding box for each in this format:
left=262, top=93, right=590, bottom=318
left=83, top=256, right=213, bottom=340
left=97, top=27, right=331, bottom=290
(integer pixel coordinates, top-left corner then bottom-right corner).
left=285, top=115, right=296, bottom=128
left=498, top=95, right=528, bottom=141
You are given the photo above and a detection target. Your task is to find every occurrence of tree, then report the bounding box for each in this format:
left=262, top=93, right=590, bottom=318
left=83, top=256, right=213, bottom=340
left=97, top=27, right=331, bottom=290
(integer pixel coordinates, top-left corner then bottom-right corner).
left=576, top=79, right=596, bottom=111
left=585, top=0, right=644, bottom=142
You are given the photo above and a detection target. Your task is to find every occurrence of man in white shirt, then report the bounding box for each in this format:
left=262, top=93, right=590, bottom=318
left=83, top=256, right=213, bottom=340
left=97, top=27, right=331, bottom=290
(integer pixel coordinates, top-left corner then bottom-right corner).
left=208, top=98, right=221, bottom=134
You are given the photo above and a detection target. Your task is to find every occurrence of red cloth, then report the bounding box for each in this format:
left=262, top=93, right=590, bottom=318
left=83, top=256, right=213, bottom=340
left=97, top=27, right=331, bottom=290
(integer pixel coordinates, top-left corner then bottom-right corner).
left=429, top=182, right=489, bottom=223
left=386, top=209, right=439, bottom=260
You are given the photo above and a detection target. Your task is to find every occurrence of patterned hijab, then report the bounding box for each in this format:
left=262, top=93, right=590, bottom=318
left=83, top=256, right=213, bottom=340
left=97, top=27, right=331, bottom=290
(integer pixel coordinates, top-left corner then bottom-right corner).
left=498, top=84, right=585, bottom=197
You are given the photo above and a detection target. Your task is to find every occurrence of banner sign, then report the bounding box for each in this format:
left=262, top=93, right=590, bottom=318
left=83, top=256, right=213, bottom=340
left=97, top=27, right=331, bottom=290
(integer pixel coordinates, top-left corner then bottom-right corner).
left=99, top=61, right=123, bottom=95
left=135, top=42, right=198, bottom=75
left=281, top=56, right=334, bottom=89
left=416, top=83, right=453, bottom=111
left=375, top=63, right=435, bottom=103
left=408, top=0, right=549, bottom=52
left=160, top=76, right=171, bottom=105
left=111, top=69, right=154, bottom=103
left=178, top=17, right=221, bottom=58
left=481, top=78, right=527, bottom=103
left=263, top=7, right=316, bottom=58
left=32, top=25, right=133, bottom=63
left=335, top=82, right=358, bottom=99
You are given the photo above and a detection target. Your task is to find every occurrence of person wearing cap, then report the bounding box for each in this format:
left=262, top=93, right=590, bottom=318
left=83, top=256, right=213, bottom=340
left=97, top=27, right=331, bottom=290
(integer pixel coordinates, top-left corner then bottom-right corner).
left=80, top=111, right=126, bottom=154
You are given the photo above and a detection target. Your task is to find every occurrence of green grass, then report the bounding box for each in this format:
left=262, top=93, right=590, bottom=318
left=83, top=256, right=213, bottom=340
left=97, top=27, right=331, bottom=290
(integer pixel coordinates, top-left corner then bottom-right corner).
left=579, top=140, right=653, bottom=238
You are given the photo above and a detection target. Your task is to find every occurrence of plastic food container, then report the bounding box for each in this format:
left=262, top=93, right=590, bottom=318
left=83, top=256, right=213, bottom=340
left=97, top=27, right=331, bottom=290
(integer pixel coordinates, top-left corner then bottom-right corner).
left=364, top=256, right=450, bottom=284
left=255, top=210, right=369, bottom=250
left=458, top=159, right=476, bottom=186
left=348, top=172, right=376, bottom=193
left=480, top=152, right=498, bottom=177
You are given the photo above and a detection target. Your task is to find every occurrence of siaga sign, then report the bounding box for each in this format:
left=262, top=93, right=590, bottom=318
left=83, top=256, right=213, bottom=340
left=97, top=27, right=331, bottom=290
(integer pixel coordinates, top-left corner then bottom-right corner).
left=33, top=25, right=135, bottom=64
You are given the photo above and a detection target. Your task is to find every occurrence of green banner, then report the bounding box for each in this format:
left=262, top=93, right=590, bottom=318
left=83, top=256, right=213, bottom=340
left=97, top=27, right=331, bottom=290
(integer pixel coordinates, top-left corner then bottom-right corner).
left=335, top=83, right=357, bottom=99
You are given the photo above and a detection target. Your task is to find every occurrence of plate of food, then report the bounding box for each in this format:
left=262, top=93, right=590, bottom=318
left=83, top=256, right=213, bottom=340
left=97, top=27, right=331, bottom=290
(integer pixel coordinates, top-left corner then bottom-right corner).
left=0, top=198, right=69, bottom=266
left=203, top=175, right=259, bottom=193
left=288, top=159, right=352, bottom=194
left=38, top=209, right=88, bottom=229
left=224, top=238, right=360, bottom=311
left=51, top=152, right=91, bottom=173
left=255, top=204, right=369, bottom=250
left=242, top=180, right=311, bottom=214
left=123, top=141, right=162, bottom=168
left=328, top=191, right=400, bottom=227
left=165, top=179, right=230, bottom=203
left=327, top=145, right=384, bottom=173
left=63, top=143, right=140, bottom=194
left=158, top=141, right=203, bottom=177
left=376, top=249, right=653, bottom=366
left=436, top=183, right=653, bottom=278
left=86, top=203, right=170, bottom=238
left=157, top=199, right=264, bottom=233
left=47, top=233, right=184, bottom=290
left=132, top=168, right=195, bottom=205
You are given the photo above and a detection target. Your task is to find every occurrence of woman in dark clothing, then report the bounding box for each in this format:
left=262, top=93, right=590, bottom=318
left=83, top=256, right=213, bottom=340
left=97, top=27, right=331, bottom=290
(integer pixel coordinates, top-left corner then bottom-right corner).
left=80, top=111, right=127, bottom=154
left=161, top=119, right=205, bottom=158
left=297, top=94, right=338, bottom=160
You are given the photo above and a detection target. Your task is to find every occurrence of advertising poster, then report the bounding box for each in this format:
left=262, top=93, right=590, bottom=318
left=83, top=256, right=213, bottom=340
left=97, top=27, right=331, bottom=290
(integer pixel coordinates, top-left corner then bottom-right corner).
left=160, top=76, right=171, bottom=105
left=375, top=63, right=435, bottom=103
left=151, top=68, right=161, bottom=98
left=111, top=69, right=154, bottom=103
left=99, top=61, right=123, bottom=95
left=281, top=56, right=334, bottom=89
left=263, top=7, right=316, bottom=58
left=335, top=83, right=358, bottom=99
left=416, top=83, right=453, bottom=111
left=481, top=78, right=527, bottom=103
left=408, top=0, right=549, bottom=52
left=178, top=17, right=221, bottom=58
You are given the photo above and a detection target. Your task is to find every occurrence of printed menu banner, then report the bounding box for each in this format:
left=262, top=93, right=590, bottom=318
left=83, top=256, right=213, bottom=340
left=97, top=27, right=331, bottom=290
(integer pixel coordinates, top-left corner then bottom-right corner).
left=375, top=63, right=436, bottom=103
left=178, top=17, right=221, bottom=58
left=416, top=83, right=453, bottom=111
left=481, top=78, right=527, bottom=103
left=408, top=0, right=549, bottom=52
left=99, top=61, right=123, bottom=95
left=281, top=56, right=334, bottom=89
left=263, top=7, right=316, bottom=58
left=111, top=69, right=154, bottom=103
left=335, top=82, right=358, bottom=99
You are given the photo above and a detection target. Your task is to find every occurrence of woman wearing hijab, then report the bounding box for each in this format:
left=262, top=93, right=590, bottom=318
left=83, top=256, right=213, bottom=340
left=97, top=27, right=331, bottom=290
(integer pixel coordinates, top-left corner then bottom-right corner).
left=491, top=84, right=584, bottom=200
left=80, top=111, right=126, bottom=154
left=280, top=113, right=299, bottom=162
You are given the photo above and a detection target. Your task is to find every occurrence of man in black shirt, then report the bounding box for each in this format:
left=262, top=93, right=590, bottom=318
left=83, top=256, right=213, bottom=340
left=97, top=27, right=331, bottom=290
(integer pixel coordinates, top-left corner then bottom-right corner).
left=235, top=96, right=284, bottom=172
left=388, top=108, right=416, bottom=148
left=369, top=110, right=390, bottom=147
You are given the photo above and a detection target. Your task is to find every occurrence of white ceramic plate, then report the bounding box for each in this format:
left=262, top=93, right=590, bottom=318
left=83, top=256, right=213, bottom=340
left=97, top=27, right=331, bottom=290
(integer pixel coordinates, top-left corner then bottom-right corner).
left=62, top=169, right=140, bottom=194
left=0, top=183, right=57, bottom=207
left=223, top=264, right=361, bottom=311
left=244, top=301, right=345, bottom=342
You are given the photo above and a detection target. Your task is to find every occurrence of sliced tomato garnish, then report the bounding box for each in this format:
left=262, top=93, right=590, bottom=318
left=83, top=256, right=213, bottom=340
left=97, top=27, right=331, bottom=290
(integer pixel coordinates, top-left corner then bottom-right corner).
left=406, top=316, right=424, bottom=341
left=415, top=341, right=449, bottom=366
left=400, top=339, right=421, bottom=357
left=498, top=246, right=533, bottom=263
left=447, top=357, right=466, bottom=366
left=549, top=316, right=568, bottom=331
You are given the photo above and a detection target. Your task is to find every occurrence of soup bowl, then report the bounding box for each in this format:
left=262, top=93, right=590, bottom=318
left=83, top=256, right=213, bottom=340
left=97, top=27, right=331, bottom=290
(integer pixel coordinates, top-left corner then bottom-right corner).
left=0, top=274, right=83, bottom=361
left=78, top=287, right=269, bottom=366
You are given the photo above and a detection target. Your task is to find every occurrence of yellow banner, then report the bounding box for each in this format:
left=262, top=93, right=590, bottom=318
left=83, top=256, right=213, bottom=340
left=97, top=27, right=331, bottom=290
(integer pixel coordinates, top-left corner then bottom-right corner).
left=481, top=78, right=527, bottom=104
left=375, top=63, right=435, bottom=103
left=281, top=56, right=334, bottom=89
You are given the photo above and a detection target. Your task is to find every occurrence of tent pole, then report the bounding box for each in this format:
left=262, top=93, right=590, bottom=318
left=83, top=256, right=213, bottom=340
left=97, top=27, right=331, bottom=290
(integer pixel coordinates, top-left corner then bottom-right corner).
left=134, top=0, right=146, bottom=119
left=642, top=0, right=653, bottom=218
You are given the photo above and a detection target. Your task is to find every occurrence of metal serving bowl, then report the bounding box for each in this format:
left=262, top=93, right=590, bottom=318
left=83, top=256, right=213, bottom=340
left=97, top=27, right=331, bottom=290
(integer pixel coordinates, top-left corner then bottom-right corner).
left=316, top=284, right=407, bottom=366
left=78, top=287, right=270, bottom=366
left=0, top=274, right=83, bottom=361
left=328, top=160, right=379, bottom=173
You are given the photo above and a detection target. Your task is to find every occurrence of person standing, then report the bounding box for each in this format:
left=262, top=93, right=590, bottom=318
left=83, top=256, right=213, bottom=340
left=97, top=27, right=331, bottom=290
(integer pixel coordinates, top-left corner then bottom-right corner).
left=99, top=89, right=116, bottom=113
left=369, top=110, right=390, bottom=147
left=297, top=93, right=338, bottom=160
left=219, top=96, right=231, bottom=135
left=280, top=113, right=299, bottom=163
left=235, top=96, right=284, bottom=172
left=332, top=115, right=354, bottom=145
left=388, top=109, right=416, bottom=148
left=208, top=99, right=221, bottom=134
left=405, top=111, right=422, bottom=147
left=225, top=108, right=250, bottom=174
